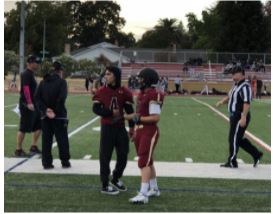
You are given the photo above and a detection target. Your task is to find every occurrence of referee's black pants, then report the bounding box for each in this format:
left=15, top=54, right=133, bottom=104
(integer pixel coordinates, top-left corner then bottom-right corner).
left=99, top=125, right=129, bottom=188
left=41, top=118, right=70, bottom=166
left=228, top=113, right=260, bottom=165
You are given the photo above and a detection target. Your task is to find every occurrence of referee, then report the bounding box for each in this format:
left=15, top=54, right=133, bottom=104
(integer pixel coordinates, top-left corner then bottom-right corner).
left=35, top=61, right=71, bottom=169
left=216, top=66, right=263, bottom=168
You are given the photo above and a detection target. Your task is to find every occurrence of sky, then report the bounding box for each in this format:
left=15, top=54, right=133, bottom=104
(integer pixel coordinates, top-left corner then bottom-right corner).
left=116, top=0, right=217, bottom=39
left=4, top=0, right=267, bottom=40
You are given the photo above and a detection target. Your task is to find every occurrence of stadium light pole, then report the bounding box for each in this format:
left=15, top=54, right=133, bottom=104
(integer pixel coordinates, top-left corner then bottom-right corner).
left=19, top=1, right=26, bottom=74
left=42, top=19, right=46, bottom=61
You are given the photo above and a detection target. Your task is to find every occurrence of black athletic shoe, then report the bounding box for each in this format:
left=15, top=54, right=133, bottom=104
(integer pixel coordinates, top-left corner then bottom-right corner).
left=14, top=149, right=29, bottom=157
left=29, top=145, right=42, bottom=154
left=220, top=162, right=238, bottom=168
left=101, top=186, right=120, bottom=195
left=110, top=179, right=127, bottom=191
left=62, top=161, right=71, bottom=168
left=253, top=152, right=263, bottom=167
left=43, top=164, right=54, bottom=169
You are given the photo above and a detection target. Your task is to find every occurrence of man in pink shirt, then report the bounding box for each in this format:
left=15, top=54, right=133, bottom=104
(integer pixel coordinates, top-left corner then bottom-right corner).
left=15, top=55, right=42, bottom=157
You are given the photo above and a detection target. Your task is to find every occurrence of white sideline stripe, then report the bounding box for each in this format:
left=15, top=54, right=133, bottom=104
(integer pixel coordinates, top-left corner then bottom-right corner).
left=237, top=159, right=244, bottom=164
left=191, top=97, right=271, bottom=153
left=185, top=158, right=193, bottom=163
left=5, top=125, right=17, bottom=127
left=52, top=116, right=100, bottom=148
left=4, top=158, right=271, bottom=181
left=4, top=104, right=17, bottom=108
left=83, top=155, right=92, bottom=160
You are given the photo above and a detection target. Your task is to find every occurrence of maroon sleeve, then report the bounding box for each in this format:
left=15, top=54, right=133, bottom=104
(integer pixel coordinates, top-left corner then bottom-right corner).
left=92, top=88, right=103, bottom=103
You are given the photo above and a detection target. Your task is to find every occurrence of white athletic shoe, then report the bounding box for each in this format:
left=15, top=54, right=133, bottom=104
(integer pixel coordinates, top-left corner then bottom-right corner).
left=129, top=192, right=148, bottom=204
left=147, top=188, right=160, bottom=197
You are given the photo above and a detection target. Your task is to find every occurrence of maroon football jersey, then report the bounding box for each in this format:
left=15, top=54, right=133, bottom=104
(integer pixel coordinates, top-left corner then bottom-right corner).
left=136, top=88, right=164, bottom=124
left=93, top=86, right=133, bottom=126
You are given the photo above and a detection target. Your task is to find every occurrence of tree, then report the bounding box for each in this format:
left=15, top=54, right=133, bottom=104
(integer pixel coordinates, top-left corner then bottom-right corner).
left=5, top=2, right=72, bottom=56
left=137, top=18, right=191, bottom=49
left=186, top=1, right=270, bottom=52
left=70, top=1, right=135, bottom=48
left=4, top=50, right=19, bottom=76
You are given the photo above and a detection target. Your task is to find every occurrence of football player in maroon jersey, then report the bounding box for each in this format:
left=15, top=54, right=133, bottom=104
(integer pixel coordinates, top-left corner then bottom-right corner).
left=124, top=68, right=164, bottom=204
left=92, top=66, right=134, bottom=195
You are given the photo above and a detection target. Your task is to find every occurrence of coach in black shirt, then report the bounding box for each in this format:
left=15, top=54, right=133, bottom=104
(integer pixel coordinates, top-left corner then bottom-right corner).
left=216, top=66, right=263, bottom=168
left=35, top=61, right=71, bottom=169
left=15, top=55, right=42, bottom=157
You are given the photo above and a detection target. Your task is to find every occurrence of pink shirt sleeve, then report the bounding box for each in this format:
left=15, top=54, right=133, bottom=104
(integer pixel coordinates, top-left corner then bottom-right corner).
left=23, top=85, right=32, bottom=104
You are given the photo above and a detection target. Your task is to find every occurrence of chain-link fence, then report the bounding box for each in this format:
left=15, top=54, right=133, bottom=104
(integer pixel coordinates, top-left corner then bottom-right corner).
left=121, top=50, right=271, bottom=65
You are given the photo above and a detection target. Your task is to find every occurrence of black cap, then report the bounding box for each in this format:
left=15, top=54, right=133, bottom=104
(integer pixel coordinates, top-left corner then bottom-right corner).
left=27, top=55, right=42, bottom=64
left=231, top=66, right=245, bottom=75
left=53, top=61, right=64, bottom=71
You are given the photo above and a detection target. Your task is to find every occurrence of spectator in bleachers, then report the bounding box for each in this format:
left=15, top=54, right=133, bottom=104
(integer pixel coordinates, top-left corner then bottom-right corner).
left=223, top=61, right=234, bottom=74
left=247, top=75, right=252, bottom=83
left=163, top=76, right=168, bottom=92
left=256, top=77, right=263, bottom=99
left=128, top=75, right=133, bottom=89
left=200, top=78, right=209, bottom=95
left=251, top=75, right=257, bottom=99
left=251, top=59, right=257, bottom=72
left=257, top=59, right=265, bottom=73
left=174, top=75, right=182, bottom=93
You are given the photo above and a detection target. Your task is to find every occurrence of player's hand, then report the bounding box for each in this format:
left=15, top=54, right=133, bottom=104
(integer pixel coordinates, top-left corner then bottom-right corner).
left=124, top=113, right=134, bottom=120
left=46, top=108, right=55, bottom=119
left=27, top=103, right=35, bottom=111
left=112, top=109, right=120, bottom=118
left=239, top=115, right=246, bottom=127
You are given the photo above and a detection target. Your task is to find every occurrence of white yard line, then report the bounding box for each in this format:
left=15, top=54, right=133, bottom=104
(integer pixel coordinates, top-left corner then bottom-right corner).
left=4, top=104, right=17, bottom=108
left=52, top=116, right=100, bottom=148
left=191, top=97, right=271, bottom=153
left=4, top=125, right=17, bottom=127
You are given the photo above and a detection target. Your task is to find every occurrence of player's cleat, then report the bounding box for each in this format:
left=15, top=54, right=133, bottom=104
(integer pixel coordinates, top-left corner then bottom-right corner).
left=101, top=186, right=120, bottom=195
left=29, top=145, right=42, bottom=154
left=129, top=192, right=149, bottom=204
left=253, top=152, right=263, bottom=167
left=220, top=162, right=238, bottom=168
left=147, top=188, right=160, bottom=197
left=14, top=149, right=29, bottom=157
left=43, top=164, right=54, bottom=169
left=62, top=161, right=71, bottom=168
left=110, top=179, right=127, bottom=191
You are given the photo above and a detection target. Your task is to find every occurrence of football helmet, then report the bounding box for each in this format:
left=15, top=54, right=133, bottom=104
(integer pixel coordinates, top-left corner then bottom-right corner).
left=138, top=68, right=159, bottom=90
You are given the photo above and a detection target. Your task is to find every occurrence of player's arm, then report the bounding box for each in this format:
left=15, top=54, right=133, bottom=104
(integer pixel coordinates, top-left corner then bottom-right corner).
left=124, top=102, right=135, bottom=128
left=216, top=96, right=229, bottom=107
left=239, top=85, right=251, bottom=127
left=92, top=101, right=113, bottom=117
left=124, top=101, right=161, bottom=124
left=34, top=81, right=47, bottom=117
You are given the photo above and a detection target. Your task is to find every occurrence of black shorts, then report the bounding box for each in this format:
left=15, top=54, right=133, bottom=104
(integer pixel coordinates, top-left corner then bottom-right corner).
left=19, top=105, right=41, bottom=133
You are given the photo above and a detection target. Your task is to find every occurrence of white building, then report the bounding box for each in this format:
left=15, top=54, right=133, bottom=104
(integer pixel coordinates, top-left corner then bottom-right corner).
left=70, top=42, right=130, bottom=64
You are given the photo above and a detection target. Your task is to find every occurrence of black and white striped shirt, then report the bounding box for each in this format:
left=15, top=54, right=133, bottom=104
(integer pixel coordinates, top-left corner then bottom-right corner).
left=228, top=79, right=252, bottom=113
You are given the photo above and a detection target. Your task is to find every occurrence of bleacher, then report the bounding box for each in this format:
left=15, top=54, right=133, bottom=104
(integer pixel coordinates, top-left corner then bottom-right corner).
left=121, top=63, right=271, bottom=82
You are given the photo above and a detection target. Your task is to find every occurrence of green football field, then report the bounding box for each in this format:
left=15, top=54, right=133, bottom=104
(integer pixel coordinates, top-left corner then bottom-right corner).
left=4, top=92, right=271, bottom=212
